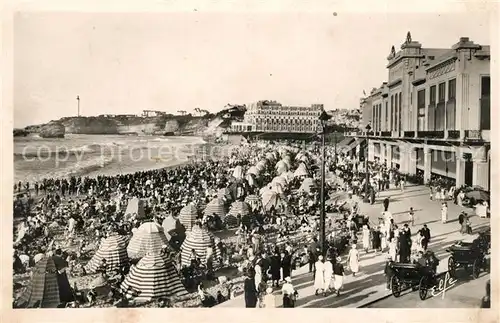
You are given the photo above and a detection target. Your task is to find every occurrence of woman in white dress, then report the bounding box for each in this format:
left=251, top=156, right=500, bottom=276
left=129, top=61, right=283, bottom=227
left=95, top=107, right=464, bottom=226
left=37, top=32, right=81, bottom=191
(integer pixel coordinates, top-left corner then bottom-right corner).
left=388, top=238, right=397, bottom=262
left=347, top=244, right=360, bottom=277
left=314, top=255, right=325, bottom=295
left=441, top=202, right=448, bottom=223
left=362, top=225, right=370, bottom=253
left=323, top=257, right=334, bottom=296
left=254, top=263, right=262, bottom=291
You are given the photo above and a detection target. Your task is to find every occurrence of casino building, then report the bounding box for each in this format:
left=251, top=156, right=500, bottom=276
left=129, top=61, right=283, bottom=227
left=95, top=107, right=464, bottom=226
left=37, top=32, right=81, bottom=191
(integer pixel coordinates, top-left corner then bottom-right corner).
left=231, top=100, right=323, bottom=133
left=352, top=32, right=491, bottom=190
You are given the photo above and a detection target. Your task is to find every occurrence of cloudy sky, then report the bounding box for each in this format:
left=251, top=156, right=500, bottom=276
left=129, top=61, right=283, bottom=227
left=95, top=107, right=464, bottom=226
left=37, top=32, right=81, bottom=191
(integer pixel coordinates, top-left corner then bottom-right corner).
left=13, top=11, right=491, bottom=127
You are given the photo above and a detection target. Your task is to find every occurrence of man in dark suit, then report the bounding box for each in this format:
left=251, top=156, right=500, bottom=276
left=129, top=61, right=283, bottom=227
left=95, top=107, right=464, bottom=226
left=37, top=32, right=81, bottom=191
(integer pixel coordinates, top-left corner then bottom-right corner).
left=383, top=197, right=390, bottom=212
left=244, top=268, right=258, bottom=308
left=419, top=224, right=431, bottom=250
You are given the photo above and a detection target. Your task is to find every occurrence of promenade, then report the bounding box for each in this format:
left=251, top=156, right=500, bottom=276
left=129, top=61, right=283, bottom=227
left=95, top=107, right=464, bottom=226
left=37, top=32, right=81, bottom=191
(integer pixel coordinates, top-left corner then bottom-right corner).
left=217, top=184, right=490, bottom=308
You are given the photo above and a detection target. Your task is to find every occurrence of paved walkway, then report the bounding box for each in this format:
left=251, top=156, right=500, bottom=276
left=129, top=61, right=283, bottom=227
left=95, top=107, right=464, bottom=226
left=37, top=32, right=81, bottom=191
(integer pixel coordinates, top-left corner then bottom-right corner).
left=217, top=185, right=490, bottom=308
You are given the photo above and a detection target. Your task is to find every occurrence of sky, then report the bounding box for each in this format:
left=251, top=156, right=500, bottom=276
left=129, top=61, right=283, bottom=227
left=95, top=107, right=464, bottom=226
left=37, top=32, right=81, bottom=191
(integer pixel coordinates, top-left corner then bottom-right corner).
left=13, top=11, right=491, bottom=127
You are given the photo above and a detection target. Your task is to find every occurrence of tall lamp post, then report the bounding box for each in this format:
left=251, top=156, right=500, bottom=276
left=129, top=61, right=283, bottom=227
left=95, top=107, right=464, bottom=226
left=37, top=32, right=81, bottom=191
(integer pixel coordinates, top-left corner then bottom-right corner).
left=363, top=123, right=372, bottom=203
left=318, top=110, right=331, bottom=255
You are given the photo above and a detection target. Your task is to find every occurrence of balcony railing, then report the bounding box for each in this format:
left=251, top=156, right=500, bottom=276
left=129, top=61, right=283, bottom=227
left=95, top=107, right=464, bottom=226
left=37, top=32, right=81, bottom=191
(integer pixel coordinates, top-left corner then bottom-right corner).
left=404, top=131, right=415, bottom=138
left=380, top=131, right=391, bottom=137
left=417, top=131, right=445, bottom=139
left=465, top=130, right=482, bottom=140
left=447, top=130, right=461, bottom=139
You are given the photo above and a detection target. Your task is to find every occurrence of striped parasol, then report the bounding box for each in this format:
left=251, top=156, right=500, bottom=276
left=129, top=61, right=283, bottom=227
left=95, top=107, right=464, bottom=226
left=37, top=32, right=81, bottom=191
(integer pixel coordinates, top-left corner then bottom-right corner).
left=127, top=222, right=169, bottom=260
left=178, top=204, right=199, bottom=231
left=85, top=234, right=129, bottom=274
left=16, top=256, right=70, bottom=308
left=247, top=166, right=259, bottom=176
left=203, top=198, right=226, bottom=219
left=223, top=214, right=239, bottom=228
left=294, top=163, right=309, bottom=177
left=245, top=194, right=261, bottom=210
left=228, top=201, right=250, bottom=217
left=180, top=226, right=221, bottom=267
left=120, top=252, right=188, bottom=301
left=262, top=190, right=286, bottom=211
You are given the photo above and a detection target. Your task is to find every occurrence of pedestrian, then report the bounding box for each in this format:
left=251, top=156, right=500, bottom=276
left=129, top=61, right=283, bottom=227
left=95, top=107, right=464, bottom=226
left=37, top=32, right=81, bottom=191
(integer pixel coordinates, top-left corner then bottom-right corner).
left=270, top=250, right=281, bottom=287
left=383, top=197, right=390, bottom=212
left=362, top=225, right=370, bottom=253
left=419, top=224, right=431, bottom=250
left=281, top=277, right=298, bottom=308
left=323, top=256, right=333, bottom=296
left=384, top=256, right=395, bottom=291
left=347, top=244, right=360, bottom=277
left=314, top=255, right=325, bottom=295
left=408, top=207, right=415, bottom=226
left=262, top=287, right=276, bottom=308
left=441, top=202, right=448, bottom=224
left=332, top=256, right=345, bottom=296
left=281, top=250, right=292, bottom=280
left=244, top=268, right=258, bottom=308
left=459, top=211, right=467, bottom=234
left=388, top=238, right=397, bottom=262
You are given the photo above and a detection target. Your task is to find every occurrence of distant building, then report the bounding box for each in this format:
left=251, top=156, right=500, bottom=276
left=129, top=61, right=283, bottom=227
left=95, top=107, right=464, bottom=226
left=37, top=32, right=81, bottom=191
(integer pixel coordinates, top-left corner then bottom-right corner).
left=231, top=100, right=323, bottom=133
left=351, top=32, right=490, bottom=189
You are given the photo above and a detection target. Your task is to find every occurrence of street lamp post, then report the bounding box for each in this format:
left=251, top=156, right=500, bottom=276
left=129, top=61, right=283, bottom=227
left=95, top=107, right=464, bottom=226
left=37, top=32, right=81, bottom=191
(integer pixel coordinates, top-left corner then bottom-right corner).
left=363, top=124, right=372, bottom=203
left=318, top=110, right=331, bottom=255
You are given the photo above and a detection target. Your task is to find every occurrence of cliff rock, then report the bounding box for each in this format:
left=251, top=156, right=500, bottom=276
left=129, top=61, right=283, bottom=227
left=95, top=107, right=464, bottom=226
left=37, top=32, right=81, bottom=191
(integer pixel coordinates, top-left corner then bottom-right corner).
left=39, top=122, right=65, bottom=138
left=13, top=128, right=28, bottom=137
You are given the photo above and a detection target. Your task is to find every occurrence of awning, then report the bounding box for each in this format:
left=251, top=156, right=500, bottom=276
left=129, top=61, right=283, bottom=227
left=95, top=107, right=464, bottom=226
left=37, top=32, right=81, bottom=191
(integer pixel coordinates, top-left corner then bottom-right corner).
left=338, top=137, right=355, bottom=147
left=340, top=138, right=364, bottom=153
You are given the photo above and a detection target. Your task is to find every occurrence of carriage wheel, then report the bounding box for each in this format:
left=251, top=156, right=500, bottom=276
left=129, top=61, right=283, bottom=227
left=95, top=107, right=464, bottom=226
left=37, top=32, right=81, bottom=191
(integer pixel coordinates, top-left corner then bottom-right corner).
left=418, top=277, right=428, bottom=301
left=448, top=257, right=456, bottom=278
left=391, top=276, right=401, bottom=298
left=472, top=259, right=480, bottom=279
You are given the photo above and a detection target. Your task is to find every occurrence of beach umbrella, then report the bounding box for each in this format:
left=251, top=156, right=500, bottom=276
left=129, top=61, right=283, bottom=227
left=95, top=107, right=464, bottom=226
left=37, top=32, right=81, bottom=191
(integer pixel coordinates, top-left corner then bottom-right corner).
left=275, top=160, right=288, bottom=171
left=16, top=256, right=72, bottom=308
left=246, top=173, right=257, bottom=187
left=245, top=194, right=261, bottom=210
left=294, top=163, right=309, bottom=177
left=124, top=197, right=146, bottom=220
left=247, top=166, right=259, bottom=176
left=272, top=176, right=287, bottom=188
left=178, top=204, right=199, bottom=231
left=281, top=157, right=292, bottom=168
left=270, top=182, right=285, bottom=194
left=232, top=165, right=244, bottom=179
left=85, top=234, right=129, bottom=274
left=280, top=171, right=294, bottom=183
left=262, top=190, right=285, bottom=211
left=203, top=198, right=226, bottom=219
left=180, top=226, right=221, bottom=267
left=228, top=201, right=251, bottom=217
left=265, top=152, right=276, bottom=161
left=295, top=152, right=306, bottom=161
left=127, top=222, right=169, bottom=260
left=298, top=177, right=317, bottom=193
left=120, top=252, right=188, bottom=301
left=256, top=160, right=267, bottom=171
left=223, top=214, right=239, bottom=228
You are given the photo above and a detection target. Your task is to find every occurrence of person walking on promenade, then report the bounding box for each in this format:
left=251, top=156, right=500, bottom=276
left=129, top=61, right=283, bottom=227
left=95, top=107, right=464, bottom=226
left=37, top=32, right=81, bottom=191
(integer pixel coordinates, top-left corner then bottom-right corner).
left=281, top=250, right=292, bottom=280
left=281, top=277, right=298, bottom=308
left=308, top=238, right=318, bottom=273
left=270, top=250, right=281, bottom=288
left=384, top=256, right=395, bottom=291
left=347, top=244, right=360, bottom=277
left=383, top=197, right=390, bottom=212
left=362, top=225, right=370, bottom=253
left=408, top=207, right=415, bottom=226
left=314, top=255, right=325, bottom=295
left=323, top=256, right=334, bottom=296
left=388, top=238, right=398, bottom=262
left=418, top=224, right=431, bottom=251
left=244, top=268, right=258, bottom=308
left=441, top=202, right=448, bottom=224
left=262, top=287, right=276, bottom=308
left=332, top=256, right=345, bottom=296
left=459, top=211, right=467, bottom=234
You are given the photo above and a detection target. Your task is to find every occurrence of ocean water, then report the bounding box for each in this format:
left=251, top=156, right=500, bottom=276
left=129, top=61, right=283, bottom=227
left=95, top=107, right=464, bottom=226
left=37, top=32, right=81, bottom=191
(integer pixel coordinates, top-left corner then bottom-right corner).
left=14, top=134, right=208, bottom=183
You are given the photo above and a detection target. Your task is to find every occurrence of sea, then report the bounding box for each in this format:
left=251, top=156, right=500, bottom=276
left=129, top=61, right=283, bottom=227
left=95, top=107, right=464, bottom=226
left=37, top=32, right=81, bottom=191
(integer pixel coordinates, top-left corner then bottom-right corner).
left=14, top=134, right=211, bottom=183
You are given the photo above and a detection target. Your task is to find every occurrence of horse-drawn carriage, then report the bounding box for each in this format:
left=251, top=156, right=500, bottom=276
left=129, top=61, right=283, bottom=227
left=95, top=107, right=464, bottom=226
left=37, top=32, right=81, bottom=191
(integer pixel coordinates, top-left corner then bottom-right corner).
left=446, top=229, right=490, bottom=279
left=390, top=262, right=438, bottom=301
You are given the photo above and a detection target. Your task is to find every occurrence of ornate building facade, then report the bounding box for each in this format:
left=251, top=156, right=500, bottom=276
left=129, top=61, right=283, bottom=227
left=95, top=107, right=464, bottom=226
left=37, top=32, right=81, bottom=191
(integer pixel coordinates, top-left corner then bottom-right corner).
left=353, top=32, right=490, bottom=190
left=231, top=100, right=323, bottom=133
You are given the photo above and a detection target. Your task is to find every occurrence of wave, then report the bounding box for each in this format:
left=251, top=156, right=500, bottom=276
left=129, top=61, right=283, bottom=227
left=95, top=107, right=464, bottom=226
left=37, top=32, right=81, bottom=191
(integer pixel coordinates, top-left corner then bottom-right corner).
left=13, top=142, right=125, bottom=158
left=59, top=156, right=115, bottom=178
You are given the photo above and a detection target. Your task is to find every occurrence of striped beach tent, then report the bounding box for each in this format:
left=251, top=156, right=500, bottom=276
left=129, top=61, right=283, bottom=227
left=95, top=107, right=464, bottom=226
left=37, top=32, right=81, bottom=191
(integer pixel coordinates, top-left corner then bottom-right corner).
left=180, top=226, right=221, bottom=267
left=85, top=234, right=129, bottom=274
left=203, top=198, right=226, bottom=219
left=120, top=252, right=188, bottom=301
left=244, top=194, right=261, bottom=210
left=16, top=256, right=72, bottom=308
left=223, top=214, right=239, bottom=228
left=178, top=204, right=199, bottom=231
left=127, top=222, right=169, bottom=260
left=228, top=201, right=250, bottom=217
